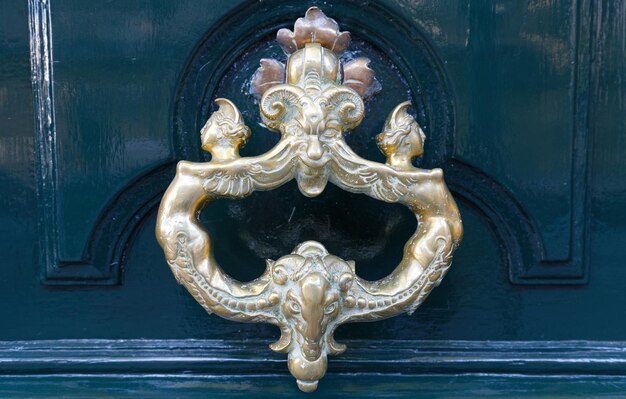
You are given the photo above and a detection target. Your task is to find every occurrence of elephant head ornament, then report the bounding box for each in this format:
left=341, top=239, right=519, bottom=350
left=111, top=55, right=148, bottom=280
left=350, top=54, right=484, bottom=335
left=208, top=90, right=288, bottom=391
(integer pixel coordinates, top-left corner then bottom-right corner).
left=269, top=242, right=354, bottom=391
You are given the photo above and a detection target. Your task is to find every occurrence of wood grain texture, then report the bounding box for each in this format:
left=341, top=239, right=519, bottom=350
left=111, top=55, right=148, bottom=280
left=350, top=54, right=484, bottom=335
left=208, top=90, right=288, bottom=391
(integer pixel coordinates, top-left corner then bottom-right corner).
left=1, top=339, right=625, bottom=397
left=1, top=374, right=626, bottom=398
left=1, top=339, right=626, bottom=376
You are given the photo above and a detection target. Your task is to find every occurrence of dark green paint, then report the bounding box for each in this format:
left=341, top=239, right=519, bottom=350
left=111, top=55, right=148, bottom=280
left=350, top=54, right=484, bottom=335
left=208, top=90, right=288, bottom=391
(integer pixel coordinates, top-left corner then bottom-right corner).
left=3, top=374, right=626, bottom=398
left=2, top=339, right=626, bottom=375
left=1, top=0, right=625, bottom=396
left=1, top=339, right=626, bottom=396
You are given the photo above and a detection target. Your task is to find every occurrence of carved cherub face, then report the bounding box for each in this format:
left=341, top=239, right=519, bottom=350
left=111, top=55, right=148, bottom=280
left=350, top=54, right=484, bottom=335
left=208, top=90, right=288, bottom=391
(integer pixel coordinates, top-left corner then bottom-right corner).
left=377, top=120, right=425, bottom=158
left=376, top=102, right=425, bottom=169
left=200, top=98, right=250, bottom=161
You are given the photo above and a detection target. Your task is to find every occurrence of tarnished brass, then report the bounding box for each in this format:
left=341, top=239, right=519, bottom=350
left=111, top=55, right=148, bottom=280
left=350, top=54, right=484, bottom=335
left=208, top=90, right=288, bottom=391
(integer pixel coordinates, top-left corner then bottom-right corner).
left=156, top=7, right=462, bottom=392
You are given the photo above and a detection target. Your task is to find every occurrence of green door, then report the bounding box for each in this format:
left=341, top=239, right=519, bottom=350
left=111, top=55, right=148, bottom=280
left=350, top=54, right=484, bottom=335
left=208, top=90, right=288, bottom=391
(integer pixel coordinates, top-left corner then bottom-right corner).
left=1, top=0, right=625, bottom=396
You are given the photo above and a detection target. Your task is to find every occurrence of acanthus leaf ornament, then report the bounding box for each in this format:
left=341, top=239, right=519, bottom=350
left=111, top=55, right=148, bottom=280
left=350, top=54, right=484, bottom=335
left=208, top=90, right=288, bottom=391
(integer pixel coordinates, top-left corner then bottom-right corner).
left=156, top=7, right=463, bottom=393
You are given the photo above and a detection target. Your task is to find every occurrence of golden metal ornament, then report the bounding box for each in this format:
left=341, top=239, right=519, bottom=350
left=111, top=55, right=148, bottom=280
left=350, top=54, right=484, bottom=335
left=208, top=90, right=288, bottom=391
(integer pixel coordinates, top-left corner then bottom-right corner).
left=156, top=7, right=463, bottom=393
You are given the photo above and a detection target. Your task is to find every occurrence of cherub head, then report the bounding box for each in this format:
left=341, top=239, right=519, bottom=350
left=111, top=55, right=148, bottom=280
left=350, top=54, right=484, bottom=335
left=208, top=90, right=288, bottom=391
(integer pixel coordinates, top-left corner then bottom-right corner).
left=375, top=102, right=426, bottom=170
left=201, top=98, right=251, bottom=162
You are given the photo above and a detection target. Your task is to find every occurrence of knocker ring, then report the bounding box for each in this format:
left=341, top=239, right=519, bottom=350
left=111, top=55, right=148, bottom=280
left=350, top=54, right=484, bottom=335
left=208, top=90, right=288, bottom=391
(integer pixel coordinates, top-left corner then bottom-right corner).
left=156, top=7, right=462, bottom=392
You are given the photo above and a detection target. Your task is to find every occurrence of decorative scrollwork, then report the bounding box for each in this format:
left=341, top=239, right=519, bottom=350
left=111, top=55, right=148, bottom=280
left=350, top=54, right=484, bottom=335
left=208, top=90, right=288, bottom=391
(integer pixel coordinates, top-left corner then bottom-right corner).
left=156, top=7, right=462, bottom=392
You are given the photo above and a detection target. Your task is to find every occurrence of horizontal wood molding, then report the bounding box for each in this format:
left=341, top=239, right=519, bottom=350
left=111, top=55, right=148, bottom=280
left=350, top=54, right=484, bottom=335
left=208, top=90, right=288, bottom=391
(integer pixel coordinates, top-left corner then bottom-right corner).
left=1, top=339, right=625, bottom=376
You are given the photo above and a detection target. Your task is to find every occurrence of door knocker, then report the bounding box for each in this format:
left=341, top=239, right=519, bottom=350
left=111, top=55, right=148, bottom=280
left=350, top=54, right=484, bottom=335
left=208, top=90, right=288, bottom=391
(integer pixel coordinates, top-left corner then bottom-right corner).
left=156, top=7, right=462, bottom=392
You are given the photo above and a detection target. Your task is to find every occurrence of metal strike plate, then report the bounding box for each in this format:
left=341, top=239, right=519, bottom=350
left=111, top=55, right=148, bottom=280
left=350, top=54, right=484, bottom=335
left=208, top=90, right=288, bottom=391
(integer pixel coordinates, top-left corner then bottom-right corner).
left=156, top=7, right=462, bottom=392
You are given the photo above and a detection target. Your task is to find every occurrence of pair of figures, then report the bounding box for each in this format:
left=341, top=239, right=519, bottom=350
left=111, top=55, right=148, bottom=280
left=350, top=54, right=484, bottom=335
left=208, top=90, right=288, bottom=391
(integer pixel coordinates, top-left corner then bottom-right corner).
left=200, top=98, right=425, bottom=173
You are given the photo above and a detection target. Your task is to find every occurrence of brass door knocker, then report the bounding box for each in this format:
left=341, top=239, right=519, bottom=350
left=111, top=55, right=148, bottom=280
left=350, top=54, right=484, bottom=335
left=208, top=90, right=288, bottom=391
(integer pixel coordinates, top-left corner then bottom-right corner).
left=156, top=7, right=462, bottom=392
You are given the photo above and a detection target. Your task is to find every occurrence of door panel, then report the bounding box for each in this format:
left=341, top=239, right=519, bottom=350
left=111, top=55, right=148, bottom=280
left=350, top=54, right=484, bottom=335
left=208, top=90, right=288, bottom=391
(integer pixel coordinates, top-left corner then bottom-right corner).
left=31, top=0, right=591, bottom=285
left=1, top=0, right=626, bottom=395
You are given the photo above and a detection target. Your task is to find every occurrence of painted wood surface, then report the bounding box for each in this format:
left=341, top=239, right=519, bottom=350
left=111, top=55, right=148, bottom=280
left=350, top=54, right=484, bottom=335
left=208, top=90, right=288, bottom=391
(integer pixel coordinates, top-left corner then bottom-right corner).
left=2, top=374, right=626, bottom=398
left=0, top=0, right=625, bottom=395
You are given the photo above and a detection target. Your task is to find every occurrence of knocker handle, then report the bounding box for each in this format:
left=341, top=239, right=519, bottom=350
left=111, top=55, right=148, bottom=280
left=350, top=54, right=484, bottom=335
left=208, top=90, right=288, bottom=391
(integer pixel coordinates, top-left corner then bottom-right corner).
left=156, top=7, right=462, bottom=392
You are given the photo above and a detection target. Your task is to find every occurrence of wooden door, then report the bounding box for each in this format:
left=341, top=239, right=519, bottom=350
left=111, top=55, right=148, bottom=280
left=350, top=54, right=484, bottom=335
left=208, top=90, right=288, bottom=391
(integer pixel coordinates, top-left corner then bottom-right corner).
left=0, top=0, right=625, bottom=396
